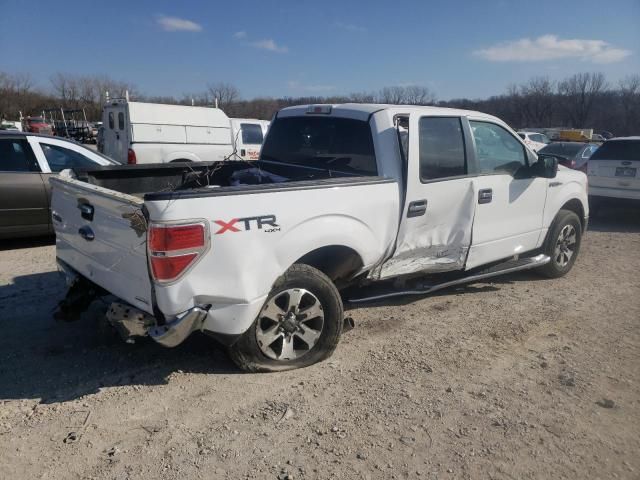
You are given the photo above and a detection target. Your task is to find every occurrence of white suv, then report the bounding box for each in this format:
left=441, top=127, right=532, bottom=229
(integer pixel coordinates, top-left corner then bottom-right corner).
left=588, top=137, right=640, bottom=210
left=518, top=131, right=550, bottom=152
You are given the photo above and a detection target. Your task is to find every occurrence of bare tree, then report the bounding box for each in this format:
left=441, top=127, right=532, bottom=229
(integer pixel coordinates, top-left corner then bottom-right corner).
left=618, top=74, right=640, bottom=133
left=11, top=72, right=35, bottom=96
left=377, top=85, right=435, bottom=105
left=519, top=77, right=556, bottom=127
left=206, top=82, right=240, bottom=110
left=378, top=86, right=406, bottom=104
left=558, top=72, right=607, bottom=127
left=348, top=91, right=376, bottom=103
left=404, top=85, right=436, bottom=105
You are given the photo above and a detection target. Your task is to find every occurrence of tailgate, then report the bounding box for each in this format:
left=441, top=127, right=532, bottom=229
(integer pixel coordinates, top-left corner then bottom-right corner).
left=589, top=159, right=640, bottom=190
left=50, top=176, right=153, bottom=313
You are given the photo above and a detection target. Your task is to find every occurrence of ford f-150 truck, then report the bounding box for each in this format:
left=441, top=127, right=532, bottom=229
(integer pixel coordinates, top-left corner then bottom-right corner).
left=50, top=103, right=589, bottom=372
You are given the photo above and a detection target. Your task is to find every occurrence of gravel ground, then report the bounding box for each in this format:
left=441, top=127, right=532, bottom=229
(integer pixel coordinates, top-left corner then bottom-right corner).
left=1, top=205, right=639, bottom=480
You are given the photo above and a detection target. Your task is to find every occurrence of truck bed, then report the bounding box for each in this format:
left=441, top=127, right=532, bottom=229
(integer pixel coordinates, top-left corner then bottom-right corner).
left=74, top=160, right=374, bottom=199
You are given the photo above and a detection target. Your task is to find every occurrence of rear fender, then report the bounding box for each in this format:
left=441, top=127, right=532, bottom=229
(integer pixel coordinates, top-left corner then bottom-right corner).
left=275, top=214, right=384, bottom=275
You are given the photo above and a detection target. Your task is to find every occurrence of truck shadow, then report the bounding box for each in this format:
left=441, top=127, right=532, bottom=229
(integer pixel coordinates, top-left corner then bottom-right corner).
left=587, top=203, right=640, bottom=233
left=0, top=235, right=55, bottom=251
left=0, top=272, right=240, bottom=404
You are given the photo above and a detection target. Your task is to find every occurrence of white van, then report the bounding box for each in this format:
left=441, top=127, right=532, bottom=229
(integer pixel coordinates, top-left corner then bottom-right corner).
left=102, top=100, right=269, bottom=164
left=230, top=118, right=270, bottom=161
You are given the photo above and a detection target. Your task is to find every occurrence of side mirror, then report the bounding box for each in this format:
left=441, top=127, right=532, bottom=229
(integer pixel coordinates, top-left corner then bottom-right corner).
left=533, top=154, right=559, bottom=179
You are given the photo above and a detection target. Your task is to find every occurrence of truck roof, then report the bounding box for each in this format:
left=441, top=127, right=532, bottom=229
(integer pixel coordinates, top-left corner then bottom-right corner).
left=278, top=103, right=501, bottom=123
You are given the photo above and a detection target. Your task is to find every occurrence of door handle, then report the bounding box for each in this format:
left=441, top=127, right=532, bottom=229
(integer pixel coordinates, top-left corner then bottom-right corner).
left=51, top=211, right=62, bottom=223
left=478, top=188, right=493, bottom=204
left=78, top=226, right=95, bottom=241
left=407, top=199, right=427, bottom=217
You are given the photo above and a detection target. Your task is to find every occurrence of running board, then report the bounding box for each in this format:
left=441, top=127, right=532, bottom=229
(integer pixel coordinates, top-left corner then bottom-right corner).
left=349, top=254, right=550, bottom=303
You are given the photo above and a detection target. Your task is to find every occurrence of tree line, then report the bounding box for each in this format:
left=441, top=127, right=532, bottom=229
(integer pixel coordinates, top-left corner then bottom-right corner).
left=1, top=71, right=638, bottom=135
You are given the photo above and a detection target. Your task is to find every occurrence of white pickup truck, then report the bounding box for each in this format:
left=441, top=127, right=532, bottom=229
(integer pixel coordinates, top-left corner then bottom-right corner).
left=51, top=103, right=588, bottom=372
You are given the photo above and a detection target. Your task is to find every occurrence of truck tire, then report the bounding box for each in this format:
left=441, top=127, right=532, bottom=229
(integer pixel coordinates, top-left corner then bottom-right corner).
left=588, top=197, right=601, bottom=218
left=229, top=264, right=343, bottom=372
left=537, top=209, right=582, bottom=278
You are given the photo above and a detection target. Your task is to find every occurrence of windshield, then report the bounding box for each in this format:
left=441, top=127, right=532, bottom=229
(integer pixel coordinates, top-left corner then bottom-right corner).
left=260, top=116, right=377, bottom=175
left=590, top=140, right=640, bottom=161
left=539, top=143, right=584, bottom=157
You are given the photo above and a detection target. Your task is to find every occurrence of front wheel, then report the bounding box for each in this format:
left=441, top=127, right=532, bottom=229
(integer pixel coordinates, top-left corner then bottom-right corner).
left=229, top=264, right=343, bottom=372
left=537, top=209, right=582, bottom=278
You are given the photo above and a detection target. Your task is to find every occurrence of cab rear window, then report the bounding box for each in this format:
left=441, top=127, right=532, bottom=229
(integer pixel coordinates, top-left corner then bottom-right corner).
left=260, top=116, right=377, bottom=175
left=590, top=140, right=640, bottom=161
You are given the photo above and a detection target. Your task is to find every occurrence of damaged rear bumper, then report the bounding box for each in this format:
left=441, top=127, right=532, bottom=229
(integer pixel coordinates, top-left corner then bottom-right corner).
left=107, top=301, right=210, bottom=348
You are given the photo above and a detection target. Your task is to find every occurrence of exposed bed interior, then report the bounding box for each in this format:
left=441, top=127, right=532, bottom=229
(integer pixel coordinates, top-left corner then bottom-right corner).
left=74, top=160, right=363, bottom=197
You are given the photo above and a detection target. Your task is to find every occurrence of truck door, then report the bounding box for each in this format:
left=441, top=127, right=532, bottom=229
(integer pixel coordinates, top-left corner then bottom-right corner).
left=464, top=120, right=547, bottom=269
left=234, top=121, right=264, bottom=160
left=102, top=105, right=129, bottom=163
left=378, top=115, right=476, bottom=279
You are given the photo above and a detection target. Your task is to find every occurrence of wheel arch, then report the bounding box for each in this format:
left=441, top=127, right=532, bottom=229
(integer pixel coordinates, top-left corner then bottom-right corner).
left=295, top=245, right=364, bottom=283
left=560, top=198, right=586, bottom=231
left=163, top=151, right=201, bottom=163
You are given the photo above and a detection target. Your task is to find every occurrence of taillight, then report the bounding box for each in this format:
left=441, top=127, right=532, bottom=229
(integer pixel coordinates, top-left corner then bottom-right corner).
left=128, top=148, right=137, bottom=164
left=148, top=222, right=208, bottom=283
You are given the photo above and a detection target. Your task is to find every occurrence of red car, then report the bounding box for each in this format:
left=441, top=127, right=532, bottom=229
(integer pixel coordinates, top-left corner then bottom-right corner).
left=22, top=117, right=53, bottom=135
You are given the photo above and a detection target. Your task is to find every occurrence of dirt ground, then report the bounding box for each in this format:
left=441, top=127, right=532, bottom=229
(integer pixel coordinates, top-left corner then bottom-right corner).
left=1, top=205, right=639, bottom=480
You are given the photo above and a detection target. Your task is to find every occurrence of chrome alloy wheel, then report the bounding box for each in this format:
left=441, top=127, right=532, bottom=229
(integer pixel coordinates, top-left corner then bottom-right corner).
left=256, top=288, right=325, bottom=361
left=554, top=224, right=577, bottom=268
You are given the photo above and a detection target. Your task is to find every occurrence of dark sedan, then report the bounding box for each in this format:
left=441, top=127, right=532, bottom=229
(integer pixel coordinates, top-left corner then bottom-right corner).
left=537, top=142, right=600, bottom=173
left=1, top=131, right=116, bottom=239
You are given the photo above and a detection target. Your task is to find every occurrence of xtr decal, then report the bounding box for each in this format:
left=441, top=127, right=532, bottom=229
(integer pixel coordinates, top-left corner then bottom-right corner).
left=214, top=215, right=279, bottom=234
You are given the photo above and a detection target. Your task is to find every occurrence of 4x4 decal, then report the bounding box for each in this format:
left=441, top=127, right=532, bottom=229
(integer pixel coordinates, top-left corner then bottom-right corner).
left=214, top=215, right=279, bottom=234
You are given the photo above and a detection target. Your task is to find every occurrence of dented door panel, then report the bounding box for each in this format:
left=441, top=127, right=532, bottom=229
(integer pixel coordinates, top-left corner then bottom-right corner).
left=376, top=178, right=475, bottom=278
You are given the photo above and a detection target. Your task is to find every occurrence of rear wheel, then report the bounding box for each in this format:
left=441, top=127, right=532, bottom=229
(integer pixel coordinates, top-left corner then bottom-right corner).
left=589, top=197, right=601, bottom=218
left=229, top=264, right=343, bottom=372
left=537, top=209, right=582, bottom=278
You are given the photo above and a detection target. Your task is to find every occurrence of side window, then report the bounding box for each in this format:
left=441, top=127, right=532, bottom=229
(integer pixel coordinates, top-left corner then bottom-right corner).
left=0, top=139, right=38, bottom=172
left=118, top=112, right=125, bottom=130
left=240, top=123, right=264, bottom=145
left=582, top=145, right=596, bottom=158
left=470, top=121, right=527, bottom=175
left=418, top=117, right=466, bottom=181
left=40, top=143, right=97, bottom=173
left=108, top=112, right=114, bottom=129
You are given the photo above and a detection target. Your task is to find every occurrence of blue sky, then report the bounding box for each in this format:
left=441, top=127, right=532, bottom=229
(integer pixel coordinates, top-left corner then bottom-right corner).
left=1, top=0, right=638, bottom=100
